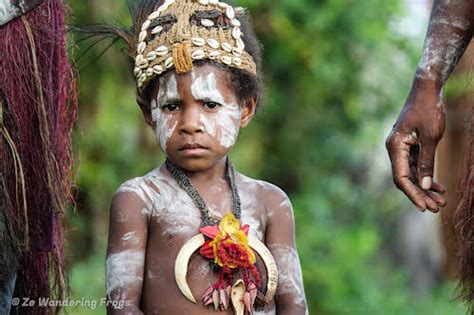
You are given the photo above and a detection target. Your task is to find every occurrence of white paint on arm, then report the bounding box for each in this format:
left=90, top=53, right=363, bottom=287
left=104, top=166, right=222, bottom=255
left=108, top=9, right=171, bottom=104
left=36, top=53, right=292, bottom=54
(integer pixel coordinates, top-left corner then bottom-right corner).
left=190, top=71, right=241, bottom=148
left=416, top=1, right=472, bottom=82
left=106, top=250, right=145, bottom=301
left=269, top=244, right=307, bottom=308
left=121, top=231, right=140, bottom=245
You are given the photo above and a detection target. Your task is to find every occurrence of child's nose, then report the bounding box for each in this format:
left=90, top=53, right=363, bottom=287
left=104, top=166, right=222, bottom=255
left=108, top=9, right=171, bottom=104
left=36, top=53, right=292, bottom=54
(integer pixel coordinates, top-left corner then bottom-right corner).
left=178, top=106, right=204, bottom=135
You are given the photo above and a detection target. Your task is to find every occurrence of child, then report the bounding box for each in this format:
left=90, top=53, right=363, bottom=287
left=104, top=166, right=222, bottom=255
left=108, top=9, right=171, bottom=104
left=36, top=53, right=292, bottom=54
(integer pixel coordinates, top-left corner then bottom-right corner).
left=104, top=0, right=307, bottom=314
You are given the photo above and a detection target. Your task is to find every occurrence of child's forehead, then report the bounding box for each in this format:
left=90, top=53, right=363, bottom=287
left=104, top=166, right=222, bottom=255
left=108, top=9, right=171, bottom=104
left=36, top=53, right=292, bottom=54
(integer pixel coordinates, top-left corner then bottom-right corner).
left=150, top=64, right=232, bottom=98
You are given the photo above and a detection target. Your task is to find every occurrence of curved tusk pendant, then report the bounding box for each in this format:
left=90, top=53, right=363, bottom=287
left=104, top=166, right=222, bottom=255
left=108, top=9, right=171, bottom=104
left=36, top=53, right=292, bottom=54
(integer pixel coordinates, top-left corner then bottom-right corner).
left=174, top=234, right=205, bottom=303
left=174, top=234, right=279, bottom=305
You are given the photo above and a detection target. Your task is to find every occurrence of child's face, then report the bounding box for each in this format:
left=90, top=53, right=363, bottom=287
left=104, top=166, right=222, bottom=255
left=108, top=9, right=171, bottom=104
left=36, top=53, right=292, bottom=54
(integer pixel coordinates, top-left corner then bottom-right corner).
left=147, top=64, right=255, bottom=171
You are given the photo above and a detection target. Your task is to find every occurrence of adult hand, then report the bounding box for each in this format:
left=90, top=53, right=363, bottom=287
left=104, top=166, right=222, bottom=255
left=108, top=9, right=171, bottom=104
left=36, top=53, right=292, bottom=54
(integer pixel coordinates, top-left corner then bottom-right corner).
left=386, top=82, right=447, bottom=212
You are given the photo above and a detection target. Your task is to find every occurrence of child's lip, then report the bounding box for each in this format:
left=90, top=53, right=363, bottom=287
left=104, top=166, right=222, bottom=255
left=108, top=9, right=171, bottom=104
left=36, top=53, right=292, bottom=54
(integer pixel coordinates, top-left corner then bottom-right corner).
left=179, top=143, right=208, bottom=150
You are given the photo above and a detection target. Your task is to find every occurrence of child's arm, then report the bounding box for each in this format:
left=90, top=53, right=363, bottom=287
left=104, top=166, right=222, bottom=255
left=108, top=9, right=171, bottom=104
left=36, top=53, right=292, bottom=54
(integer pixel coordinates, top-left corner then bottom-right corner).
left=264, top=185, right=308, bottom=315
left=106, top=190, right=149, bottom=314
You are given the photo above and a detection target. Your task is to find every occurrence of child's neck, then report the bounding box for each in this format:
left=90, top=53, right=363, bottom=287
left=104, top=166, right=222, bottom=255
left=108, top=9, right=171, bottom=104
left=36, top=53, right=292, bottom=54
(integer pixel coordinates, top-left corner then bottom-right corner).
left=184, top=158, right=228, bottom=188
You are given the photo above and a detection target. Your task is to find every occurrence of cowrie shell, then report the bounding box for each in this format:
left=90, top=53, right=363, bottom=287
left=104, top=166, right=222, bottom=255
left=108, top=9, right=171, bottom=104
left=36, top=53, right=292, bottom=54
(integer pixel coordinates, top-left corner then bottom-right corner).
left=148, top=11, right=161, bottom=20
left=201, top=19, right=214, bottom=27
left=226, top=6, right=235, bottom=19
left=232, top=57, right=242, bottom=66
left=199, top=0, right=209, bottom=4
left=151, top=25, right=163, bottom=35
left=221, top=55, right=232, bottom=65
left=134, top=67, right=141, bottom=76
left=146, top=51, right=157, bottom=61
left=232, top=47, right=243, bottom=56
left=221, top=42, right=232, bottom=52
left=146, top=68, right=154, bottom=76
left=231, top=19, right=241, bottom=27
left=153, top=65, right=163, bottom=74
left=139, top=60, right=149, bottom=69
left=236, top=38, right=245, bottom=50
left=209, top=51, right=220, bottom=59
left=191, top=49, right=205, bottom=60
left=232, top=27, right=241, bottom=39
left=141, top=19, right=151, bottom=31
left=207, top=38, right=219, bottom=49
left=209, top=0, right=218, bottom=4
left=192, top=37, right=206, bottom=46
left=217, top=2, right=228, bottom=9
left=139, top=30, right=147, bottom=42
left=135, top=54, right=144, bottom=65
left=137, top=42, right=146, bottom=54
left=165, top=57, right=174, bottom=68
left=155, top=45, right=169, bottom=56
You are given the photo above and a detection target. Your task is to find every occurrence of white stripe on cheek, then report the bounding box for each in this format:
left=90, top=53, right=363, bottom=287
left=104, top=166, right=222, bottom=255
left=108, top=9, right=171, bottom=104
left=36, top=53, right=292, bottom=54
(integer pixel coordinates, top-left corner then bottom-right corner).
left=191, top=71, right=241, bottom=148
left=152, top=75, right=179, bottom=152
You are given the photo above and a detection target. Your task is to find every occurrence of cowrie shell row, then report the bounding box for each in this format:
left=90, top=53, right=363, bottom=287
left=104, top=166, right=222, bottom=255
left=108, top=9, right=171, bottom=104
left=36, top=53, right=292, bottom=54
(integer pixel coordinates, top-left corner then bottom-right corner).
left=226, top=6, right=235, bottom=19
left=221, top=42, right=232, bottom=52
left=209, top=51, right=220, bottom=59
left=137, top=42, right=146, bottom=54
left=146, top=51, right=157, bottom=61
left=232, top=27, right=241, bottom=39
left=221, top=55, right=232, bottom=65
left=201, top=19, right=214, bottom=27
left=232, top=47, right=243, bottom=56
left=148, top=11, right=161, bottom=20
left=165, top=57, right=174, bottom=68
left=139, top=31, right=147, bottom=42
left=155, top=45, right=169, bottom=55
left=141, top=19, right=151, bottom=31
left=191, top=49, right=205, bottom=60
left=192, top=37, right=206, bottom=46
left=232, top=57, right=242, bottom=66
left=151, top=25, right=163, bottom=35
left=207, top=38, right=219, bottom=49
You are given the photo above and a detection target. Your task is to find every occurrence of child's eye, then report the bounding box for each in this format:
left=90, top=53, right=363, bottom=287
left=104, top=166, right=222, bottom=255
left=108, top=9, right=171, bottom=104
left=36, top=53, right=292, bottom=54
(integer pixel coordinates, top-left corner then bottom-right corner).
left=203, top=102, right=222, bottom=110
left=161, top=104, right=180, bottom=112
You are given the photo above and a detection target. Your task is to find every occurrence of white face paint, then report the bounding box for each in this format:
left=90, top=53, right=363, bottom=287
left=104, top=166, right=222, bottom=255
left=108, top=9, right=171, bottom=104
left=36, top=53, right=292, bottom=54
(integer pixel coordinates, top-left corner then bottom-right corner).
left=106, top=250, right=145, bottom=299
left=190, top=71, right=241, bottom=148
left=269, top=244, right=307, bottom=307
left=0, top=0, right=20, bottom=25
left=152, top=75, right=178, bottom=153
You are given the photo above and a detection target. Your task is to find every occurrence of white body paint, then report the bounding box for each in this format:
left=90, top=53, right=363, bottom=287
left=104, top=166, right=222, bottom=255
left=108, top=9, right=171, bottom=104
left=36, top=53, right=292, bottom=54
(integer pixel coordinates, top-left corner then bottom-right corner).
left=121, top=231, right=140, bottom=245
left=269, top=244, right=307, bottom=307
left=190, top=71, right=241, bottom=148
left=416, top=1, right=469, bottom=82
left=152, top=75, right=179, bottom=152
left=106, top=250, right=145, bottom=299
left=0, top=0, right=19, bottom=26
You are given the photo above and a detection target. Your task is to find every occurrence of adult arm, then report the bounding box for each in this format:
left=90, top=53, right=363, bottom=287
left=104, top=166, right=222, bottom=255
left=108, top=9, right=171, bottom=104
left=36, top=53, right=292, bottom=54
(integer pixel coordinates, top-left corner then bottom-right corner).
left=106, top=190, right=149, bottom=314
left=264, top=184, right=308, bottom=315
left=0, top=0, right=43, bottom=26
left=386, top=0, right=473, bottom=212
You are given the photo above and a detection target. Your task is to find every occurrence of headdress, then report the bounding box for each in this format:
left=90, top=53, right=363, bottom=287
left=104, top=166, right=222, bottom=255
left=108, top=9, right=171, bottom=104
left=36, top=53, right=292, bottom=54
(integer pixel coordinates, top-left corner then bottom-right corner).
left=134, top=0, right=257, bottom=91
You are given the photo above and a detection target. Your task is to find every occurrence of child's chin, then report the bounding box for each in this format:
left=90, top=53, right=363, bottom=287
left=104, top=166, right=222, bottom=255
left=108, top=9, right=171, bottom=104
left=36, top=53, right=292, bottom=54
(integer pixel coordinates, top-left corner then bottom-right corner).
left=168, top=156, right=220, bottom=172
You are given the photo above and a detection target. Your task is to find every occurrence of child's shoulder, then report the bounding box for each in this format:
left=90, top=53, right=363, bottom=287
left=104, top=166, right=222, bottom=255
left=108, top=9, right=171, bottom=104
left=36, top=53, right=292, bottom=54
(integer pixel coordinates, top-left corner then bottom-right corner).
left=236, top=172, right=293, bottom=213
left=112, top=165, right=171, bottom=209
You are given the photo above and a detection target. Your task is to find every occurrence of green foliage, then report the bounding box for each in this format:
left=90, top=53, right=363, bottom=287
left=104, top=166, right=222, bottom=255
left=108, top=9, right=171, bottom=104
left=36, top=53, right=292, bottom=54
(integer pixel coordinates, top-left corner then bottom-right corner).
left=67, top=0, right=467, bottom=314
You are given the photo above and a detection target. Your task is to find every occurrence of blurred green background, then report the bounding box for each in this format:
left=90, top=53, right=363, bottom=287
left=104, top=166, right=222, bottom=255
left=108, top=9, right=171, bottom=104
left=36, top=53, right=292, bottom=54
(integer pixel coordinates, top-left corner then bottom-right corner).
left=66, top=0, right=467, bottom=314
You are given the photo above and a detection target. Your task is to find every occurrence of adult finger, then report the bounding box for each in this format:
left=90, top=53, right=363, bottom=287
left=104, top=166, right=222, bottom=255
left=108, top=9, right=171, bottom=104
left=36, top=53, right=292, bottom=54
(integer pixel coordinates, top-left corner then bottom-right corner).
left=430, top=181, right=446, bottom=194
left=417, top=139, right=437, bottom=190
left=426, top=190, right=446, bottom=208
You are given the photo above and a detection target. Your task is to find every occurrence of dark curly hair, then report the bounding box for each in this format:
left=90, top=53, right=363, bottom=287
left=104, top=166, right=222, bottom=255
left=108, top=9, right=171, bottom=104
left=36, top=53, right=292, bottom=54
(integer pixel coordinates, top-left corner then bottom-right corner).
left=81, top=0, right=263, bottom=109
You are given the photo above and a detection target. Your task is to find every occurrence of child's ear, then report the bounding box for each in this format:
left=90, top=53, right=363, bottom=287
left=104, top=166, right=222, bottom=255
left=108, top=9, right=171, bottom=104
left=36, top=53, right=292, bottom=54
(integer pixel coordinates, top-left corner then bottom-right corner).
left=240, top=97, right=257, bottom=128
left=137, top=94, right=153, bottom=127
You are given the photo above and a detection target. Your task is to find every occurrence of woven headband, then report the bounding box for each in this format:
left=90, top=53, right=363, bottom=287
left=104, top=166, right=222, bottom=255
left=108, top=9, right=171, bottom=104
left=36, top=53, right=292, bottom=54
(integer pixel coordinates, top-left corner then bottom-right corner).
left=134, top=0, right=257, bottom=91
